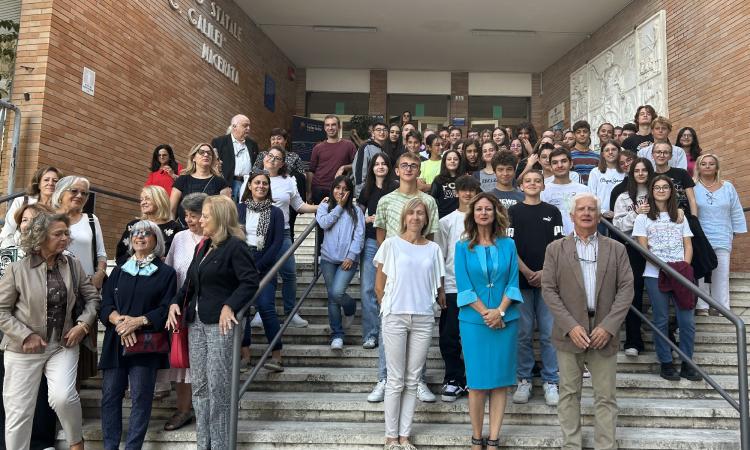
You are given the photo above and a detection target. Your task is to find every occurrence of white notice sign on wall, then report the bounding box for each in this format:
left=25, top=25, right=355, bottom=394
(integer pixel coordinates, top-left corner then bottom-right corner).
left=82, top=67, right=95, bottom=96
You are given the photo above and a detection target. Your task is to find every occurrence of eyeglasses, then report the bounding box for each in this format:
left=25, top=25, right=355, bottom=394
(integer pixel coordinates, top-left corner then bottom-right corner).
left=373, top=127, right=388, bottom=133
left=705, top=191, right=715, bottom=205
left=131, top=230, right=155, bottom=238
left=574, top=253, right=597, bottom=264
left=197, top=149, right=213, bottom=156
left=653, top=185, right=671, bottom=192
left=653, top=151, right=672, bottom=156
left=68, top=188, right=89, bottom=198
left=399, top=163, right=419, bottom=171
left=265, top=154, right=283, bottom=162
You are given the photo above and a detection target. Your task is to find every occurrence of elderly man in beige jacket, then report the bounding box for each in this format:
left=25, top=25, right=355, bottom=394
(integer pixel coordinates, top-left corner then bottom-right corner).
left=542, top=192, right=633, bottom=450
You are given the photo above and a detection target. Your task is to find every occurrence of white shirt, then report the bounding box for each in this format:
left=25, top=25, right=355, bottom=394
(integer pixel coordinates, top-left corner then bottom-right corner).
left=545, top=171, right=580, bottom=185
left=574, top=231, right=598, bottom=311
left=245, top=211, right=259, bottom=246
left=373, top=236, right=445, bottom=316
left=270, top=175, right=304, bottom=229
left=540, top=180, right=590, bottom=235
left=587, top=167, right=626, bottom=213
left=232, top=134, right=251, bottom=177
left=638, top=144, right=688, bottom=171
left=67, top=213, right=107, bottom=275
left=0, top=195, right=38, bottom=248
left=632, top=212, right=693, bottom=278
left=435, top=210, right=465, bottom=294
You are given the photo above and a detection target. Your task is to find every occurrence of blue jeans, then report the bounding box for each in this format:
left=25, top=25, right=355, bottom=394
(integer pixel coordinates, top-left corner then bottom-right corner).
left=242, top=277, right=283, bottom=351
left=320, top=259, right=357, bottom=340
left=360, top=238, right=380, bottom=343
left=517, top=288, right=558, bottom=383
left=101, top=366, right=158, bottom=450
left=231, top=179, right=243, bottom=202
left=278, top=230, right=297, bottom=315
left=645, top=277, right=696, bottom=364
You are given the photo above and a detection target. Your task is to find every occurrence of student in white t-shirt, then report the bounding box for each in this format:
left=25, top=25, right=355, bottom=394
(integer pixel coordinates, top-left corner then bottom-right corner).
left=374, top=197, right=446, bottom=450
left=588, top=140, right=626, bottom=218
left=632, top=175, right=699, bottom=382
left=540, top=148, right=589, bottom=235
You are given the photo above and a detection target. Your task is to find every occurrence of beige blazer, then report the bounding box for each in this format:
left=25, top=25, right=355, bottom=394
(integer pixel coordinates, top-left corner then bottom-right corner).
left=541, top=234, right=634, bottom=356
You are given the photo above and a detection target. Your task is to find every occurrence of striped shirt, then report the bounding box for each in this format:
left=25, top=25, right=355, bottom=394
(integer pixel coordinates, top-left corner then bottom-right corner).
left=374, top=190, right=439, bottom=239
left=570, top=149, right=600, bottom=185
left=573, top=231, right=599, bottom=311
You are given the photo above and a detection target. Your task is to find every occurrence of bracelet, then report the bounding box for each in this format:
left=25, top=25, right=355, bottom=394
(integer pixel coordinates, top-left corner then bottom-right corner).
left=77, top=321, right=90, bottom=334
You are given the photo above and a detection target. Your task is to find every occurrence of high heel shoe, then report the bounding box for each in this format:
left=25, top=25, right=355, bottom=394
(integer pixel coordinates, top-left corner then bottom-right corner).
left=486, top=437, right=500, bottom=449
left=471, top=436, right=486, bottom=448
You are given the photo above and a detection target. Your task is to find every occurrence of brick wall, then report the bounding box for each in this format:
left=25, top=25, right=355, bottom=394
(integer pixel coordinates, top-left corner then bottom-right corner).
left=4, top=0, right=297, bottom=254
left=295, top=68, right=306, bottom=116
left=536, top=0, right=750, bottom=270
left=450, top=72, right=468, bottom=134
left=368, top=69, right=386, bottom=117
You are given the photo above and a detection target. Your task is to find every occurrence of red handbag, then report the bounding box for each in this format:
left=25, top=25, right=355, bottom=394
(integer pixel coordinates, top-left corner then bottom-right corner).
left=123, top=331, right=170, bottom=356
left=169, top=280, right=191, bottom=368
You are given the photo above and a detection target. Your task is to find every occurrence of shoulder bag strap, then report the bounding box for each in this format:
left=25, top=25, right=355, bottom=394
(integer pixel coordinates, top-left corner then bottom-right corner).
left=87, top=214, right=97, bottom=269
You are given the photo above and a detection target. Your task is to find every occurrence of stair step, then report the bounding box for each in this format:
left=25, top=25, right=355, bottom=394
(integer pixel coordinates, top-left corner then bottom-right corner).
left=63, top=420, right=741, bottom=449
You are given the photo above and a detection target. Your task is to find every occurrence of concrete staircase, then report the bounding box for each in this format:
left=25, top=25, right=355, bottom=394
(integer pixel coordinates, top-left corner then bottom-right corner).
left=65, top=215, right=746, bottom=449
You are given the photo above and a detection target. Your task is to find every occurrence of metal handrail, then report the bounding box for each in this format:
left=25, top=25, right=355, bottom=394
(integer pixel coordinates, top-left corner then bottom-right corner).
left=228, top=219, right=320, bottom=448
left=601, top=219, right=749, bottom=449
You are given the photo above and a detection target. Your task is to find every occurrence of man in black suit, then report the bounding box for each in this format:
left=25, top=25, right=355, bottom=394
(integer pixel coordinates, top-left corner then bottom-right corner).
left=211, top=114, right=259, bottom=200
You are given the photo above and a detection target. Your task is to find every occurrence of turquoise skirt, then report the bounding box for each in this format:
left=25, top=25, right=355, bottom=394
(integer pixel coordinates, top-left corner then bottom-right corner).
left=460, top=319, right=518, bottom=390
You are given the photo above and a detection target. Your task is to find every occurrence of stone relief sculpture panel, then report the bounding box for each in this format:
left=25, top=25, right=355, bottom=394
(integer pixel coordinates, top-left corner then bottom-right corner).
left=568, top=11, right=667, bottom=135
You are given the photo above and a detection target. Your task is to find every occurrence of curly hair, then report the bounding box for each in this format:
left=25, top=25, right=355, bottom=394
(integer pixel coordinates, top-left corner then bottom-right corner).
left=462, top=193, right=509, bottom=250
left=20, top=213, right=70, bottom=254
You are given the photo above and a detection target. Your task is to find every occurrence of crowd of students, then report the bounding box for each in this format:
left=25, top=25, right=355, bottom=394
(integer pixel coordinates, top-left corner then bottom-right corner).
left=0, top=105, right=746, bottom=450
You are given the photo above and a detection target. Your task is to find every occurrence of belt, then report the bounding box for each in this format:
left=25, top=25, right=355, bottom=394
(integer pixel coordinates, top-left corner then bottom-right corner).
left=233, top=176, right=244, bottom=181
left=588, top=310, right=596, bottom=318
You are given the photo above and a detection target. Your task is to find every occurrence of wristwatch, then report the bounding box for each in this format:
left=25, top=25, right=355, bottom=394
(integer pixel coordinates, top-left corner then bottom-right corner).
left=498, top=310, right=506, bottom=318
left=142, top=317, right=149, bottom=326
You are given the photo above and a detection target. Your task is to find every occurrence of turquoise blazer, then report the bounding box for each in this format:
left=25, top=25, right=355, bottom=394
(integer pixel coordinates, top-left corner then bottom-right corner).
left=455, top=237, right=523, bottom=325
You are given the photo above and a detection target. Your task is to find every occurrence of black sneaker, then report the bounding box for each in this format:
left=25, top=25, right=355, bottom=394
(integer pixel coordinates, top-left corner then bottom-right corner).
left=680, top=362, right=702, bottom=381
left=440, top=381, right=466, bottom=402
left=660, top=363, right=680, bottom=381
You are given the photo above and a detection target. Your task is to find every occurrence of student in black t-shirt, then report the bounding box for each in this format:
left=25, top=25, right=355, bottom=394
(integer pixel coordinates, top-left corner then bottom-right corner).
left=490, top=151, right=524, bottom=210
left=651, top=142, right=697, bottom=215
left=429, top=149, right=462, bottom=218
left=621, top=105, right=657, bottom=152
left=507, top=170, right=564, bottom=406
left=357, top=152, right=398, bottom=349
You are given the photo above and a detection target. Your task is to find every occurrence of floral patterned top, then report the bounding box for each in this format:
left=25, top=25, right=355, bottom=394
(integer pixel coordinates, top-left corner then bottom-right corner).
left=115, top=219, right=183, bottom=266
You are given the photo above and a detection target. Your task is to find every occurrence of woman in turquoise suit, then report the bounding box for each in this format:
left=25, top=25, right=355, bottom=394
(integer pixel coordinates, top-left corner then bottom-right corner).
left=455, top=192, right=523, bottom=450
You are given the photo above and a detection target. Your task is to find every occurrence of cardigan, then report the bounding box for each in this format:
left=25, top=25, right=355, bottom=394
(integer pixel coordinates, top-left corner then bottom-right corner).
left=238, top=202, right=284, bottom=274
left=171, top=236, right=259, bottom=324
left=98, top=259, right=176, bottom=369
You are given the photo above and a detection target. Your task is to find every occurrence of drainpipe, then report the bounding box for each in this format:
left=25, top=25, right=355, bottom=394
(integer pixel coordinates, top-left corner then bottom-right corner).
left=0, top=99, right=21, bottom=194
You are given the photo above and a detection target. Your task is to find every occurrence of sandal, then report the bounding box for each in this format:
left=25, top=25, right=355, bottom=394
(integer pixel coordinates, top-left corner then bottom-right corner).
left=263, top=359, right=285, bottom=373
left=471, top=436, right=485, bottom=448
left=163, top=410, right=194, bottom=431
left=487, top=438, right=500, bottom=449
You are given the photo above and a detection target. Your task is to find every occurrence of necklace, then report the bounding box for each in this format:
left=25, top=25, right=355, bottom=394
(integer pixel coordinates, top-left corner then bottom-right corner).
left=699, top=178, right=718, bottom=189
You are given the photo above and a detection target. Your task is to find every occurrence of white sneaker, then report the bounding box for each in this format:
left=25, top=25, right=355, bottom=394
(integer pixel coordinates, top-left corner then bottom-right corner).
left=342, top=314, right=355, bottom=330
left=512, top=379, right=532, bottom=403
left=330, top=337, right=344, bottom=350
left=624, top=347, right=639, bottom=357
left=250, top=312, right=262, bottom=328
left=363, top=337, right=377, bottom=349
left=289, top=313, right=309, bottom=328
left=543, top=382, right=559, bottom=406
left=367, top=379, right=386, bottom=402
left=417, top=381, right=436, bottom=402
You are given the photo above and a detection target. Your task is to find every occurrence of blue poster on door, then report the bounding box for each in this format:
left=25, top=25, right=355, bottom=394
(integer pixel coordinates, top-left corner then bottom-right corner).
left=291, top=116, right=325, bottom=162
left=264, top=74, right=275, bottom=112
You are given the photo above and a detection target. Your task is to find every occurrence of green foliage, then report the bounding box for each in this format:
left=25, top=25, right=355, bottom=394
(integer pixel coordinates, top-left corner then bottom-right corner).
left=0, top=20, right=19, bottom=99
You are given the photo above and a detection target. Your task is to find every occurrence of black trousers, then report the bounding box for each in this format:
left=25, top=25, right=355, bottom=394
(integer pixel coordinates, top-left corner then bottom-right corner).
left=439, top=293, right=466, bottom=385
left=624, top=244, right=646, bottom=351
left=312, top=187, right=330, bottom=255
left=0, top=351, right=57, bottom=450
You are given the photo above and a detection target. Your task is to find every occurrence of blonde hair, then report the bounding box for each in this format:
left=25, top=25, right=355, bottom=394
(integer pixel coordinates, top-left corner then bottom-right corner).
left=140, top=185, right=171, bottom=222
left=203, top=195, right=244, bottom=245
left=181, top=143, right=221, bottom=177
left=693, top=153, right=722, bottom=184
left=399, top=197, right=430, bottom=236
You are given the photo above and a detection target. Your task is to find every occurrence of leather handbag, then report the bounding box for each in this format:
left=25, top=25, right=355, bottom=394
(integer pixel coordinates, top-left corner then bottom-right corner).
left=169, top=280, right=191, bottom=368
left=122, top=331, right=170, bottom=356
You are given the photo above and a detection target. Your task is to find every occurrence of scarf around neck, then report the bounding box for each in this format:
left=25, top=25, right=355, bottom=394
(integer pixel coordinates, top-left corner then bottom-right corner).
left=122, top=253, right=158, bottom=276
left=246, top=198, right=272, bottom=250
